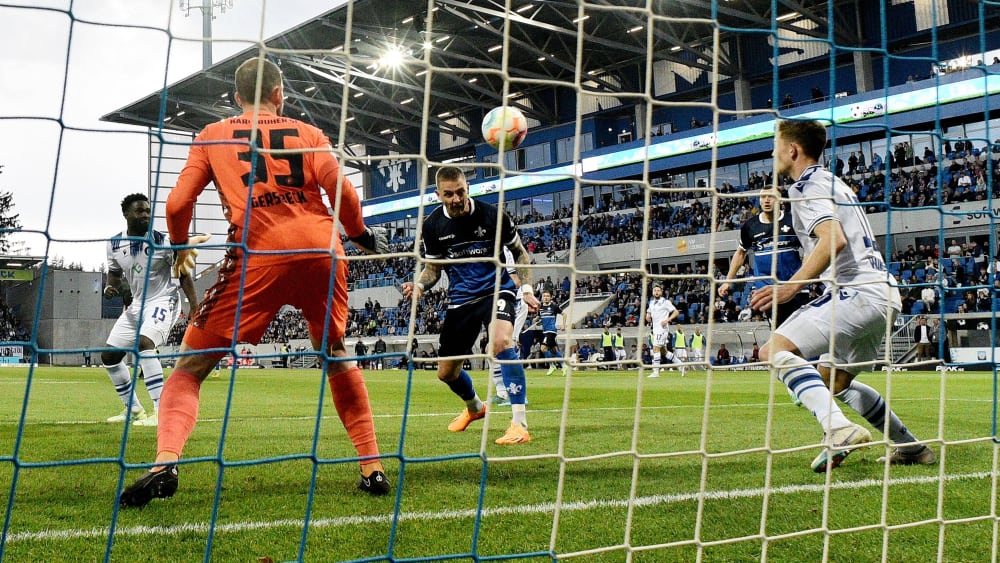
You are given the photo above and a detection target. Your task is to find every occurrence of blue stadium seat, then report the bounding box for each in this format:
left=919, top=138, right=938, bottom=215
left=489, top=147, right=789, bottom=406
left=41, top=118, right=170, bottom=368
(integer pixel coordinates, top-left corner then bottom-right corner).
left=944, top=296, right=963, bottom=313
left=915, top=268, right=925, bottom=280
left=911, top=301, right=925, bottom=315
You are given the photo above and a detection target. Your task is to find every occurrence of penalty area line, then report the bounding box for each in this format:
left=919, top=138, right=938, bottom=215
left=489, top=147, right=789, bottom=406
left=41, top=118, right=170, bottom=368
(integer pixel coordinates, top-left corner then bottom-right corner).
left=5, top=470, right=994, bottom=544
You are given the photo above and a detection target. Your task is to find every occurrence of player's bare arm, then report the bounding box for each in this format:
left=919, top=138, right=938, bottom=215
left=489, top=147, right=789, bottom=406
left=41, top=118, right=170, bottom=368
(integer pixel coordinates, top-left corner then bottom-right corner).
left=665, top=309, right=679, bottom=327
left=104, top=270, right=123, bottom=299
left=719, top=247, right=747, bottom=297
left=507, top=237, right=540, bottom=310
left=401, top=262, right=441, bottom=300
left=750, top=219, right=844, bottom=311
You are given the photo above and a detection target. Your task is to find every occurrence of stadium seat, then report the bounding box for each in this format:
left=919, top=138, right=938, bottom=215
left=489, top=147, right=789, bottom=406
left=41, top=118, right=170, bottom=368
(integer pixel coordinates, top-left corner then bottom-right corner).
left=911, top=300, right=925, bottom=315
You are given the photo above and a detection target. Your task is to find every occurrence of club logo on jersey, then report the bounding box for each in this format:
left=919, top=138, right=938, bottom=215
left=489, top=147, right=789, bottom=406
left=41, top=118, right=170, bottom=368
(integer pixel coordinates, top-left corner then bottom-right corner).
left=131, top=263, right=143, bottom=275
left=474, top=226, right=487, bottom=238
left=781, top=224, right=791, bottom=233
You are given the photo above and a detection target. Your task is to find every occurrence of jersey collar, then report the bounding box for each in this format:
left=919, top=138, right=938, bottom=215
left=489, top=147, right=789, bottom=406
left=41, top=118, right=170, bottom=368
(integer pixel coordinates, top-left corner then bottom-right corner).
left=798, top=164, right=822, bottom=181
left=759, top=209, right=784, bottom=224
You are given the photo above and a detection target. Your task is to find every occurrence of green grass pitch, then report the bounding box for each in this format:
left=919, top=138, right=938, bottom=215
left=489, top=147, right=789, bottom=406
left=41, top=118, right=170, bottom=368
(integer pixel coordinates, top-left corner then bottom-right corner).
left=0, top=365, right=996, bottom=562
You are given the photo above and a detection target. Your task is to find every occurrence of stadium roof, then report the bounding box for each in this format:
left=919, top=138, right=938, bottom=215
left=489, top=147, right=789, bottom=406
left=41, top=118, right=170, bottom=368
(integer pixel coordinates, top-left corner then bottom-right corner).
left=0, top=256, right=45, bottom=270
left=101, top=0, right=849, bottom=156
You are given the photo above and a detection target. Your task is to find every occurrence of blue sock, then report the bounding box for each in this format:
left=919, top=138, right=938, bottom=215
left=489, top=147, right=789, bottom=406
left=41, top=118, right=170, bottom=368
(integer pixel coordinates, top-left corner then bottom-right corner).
left=497, top=347, right=527, bottom=405
left=445, top=370, right=477, bottom=401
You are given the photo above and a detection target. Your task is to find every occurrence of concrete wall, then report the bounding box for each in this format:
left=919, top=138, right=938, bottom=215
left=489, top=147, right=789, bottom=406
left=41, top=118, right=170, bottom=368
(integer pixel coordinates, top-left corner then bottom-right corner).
left=5, top=270, right=111, bottom=365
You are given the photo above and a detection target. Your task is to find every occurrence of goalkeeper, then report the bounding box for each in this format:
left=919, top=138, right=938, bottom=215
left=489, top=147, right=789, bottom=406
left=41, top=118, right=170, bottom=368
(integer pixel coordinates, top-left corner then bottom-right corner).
left=120, top=57, right=391, bottom=508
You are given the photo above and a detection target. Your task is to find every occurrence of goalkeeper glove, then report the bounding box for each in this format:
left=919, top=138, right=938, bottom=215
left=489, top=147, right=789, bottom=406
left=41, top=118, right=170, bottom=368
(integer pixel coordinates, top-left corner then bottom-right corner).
left=350, top=227, right=389, bottom=255
left=173, top=234, right=212, bottom=277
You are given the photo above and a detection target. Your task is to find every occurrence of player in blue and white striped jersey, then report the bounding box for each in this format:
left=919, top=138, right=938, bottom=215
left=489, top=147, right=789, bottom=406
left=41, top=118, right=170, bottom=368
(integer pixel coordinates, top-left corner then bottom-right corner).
left=752, top=120, right=934, bottom=472
left=103, top=193, right=198, bottom=427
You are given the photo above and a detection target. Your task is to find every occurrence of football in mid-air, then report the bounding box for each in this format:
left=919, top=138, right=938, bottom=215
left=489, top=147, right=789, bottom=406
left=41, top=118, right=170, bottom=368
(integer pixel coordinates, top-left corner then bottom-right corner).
left=481, top=106, right=528, bottom=150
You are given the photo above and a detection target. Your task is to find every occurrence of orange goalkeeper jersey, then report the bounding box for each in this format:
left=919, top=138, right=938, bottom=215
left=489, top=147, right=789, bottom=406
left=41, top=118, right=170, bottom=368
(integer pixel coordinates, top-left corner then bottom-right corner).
left=167, top=109, right=365, bottom=264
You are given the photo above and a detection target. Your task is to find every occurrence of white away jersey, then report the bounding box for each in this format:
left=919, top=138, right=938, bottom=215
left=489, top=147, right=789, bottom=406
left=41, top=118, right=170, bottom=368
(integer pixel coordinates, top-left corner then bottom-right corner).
left=106, top=230, right=181, bottom=304
left=787, top=165, right=891, bottom=288
left=647, top=296, right=677, bottom=331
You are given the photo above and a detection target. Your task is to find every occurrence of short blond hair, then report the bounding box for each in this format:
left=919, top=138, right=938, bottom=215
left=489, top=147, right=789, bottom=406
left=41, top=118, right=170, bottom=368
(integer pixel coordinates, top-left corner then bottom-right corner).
left=235, top=57, right=282, bottom=105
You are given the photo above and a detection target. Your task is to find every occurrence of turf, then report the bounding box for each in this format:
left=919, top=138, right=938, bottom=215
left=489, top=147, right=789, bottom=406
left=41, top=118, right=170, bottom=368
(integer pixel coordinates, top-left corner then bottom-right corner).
left=0, top=365, right=996, bottom=562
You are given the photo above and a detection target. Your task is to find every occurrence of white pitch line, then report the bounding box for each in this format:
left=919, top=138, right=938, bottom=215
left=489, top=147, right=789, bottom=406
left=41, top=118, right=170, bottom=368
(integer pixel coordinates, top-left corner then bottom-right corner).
left=0, top=396, right=993, bottom=427
left=4, top=470, right=995, bottom=544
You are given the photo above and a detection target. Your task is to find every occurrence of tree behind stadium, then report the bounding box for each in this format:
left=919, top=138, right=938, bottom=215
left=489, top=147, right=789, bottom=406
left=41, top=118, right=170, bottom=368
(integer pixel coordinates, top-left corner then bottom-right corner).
left=0, top=165, right=22, bottom=253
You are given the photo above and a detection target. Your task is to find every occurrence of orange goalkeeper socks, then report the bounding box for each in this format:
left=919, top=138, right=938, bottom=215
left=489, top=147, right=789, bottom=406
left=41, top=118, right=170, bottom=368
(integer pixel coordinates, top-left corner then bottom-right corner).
left=156, top=369, right=202, bottom=458
left=329, top=366, right=380, bottom=460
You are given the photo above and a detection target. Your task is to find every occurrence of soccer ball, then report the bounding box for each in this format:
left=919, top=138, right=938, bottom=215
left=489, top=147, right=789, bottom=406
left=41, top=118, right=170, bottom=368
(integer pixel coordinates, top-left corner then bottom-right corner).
left=481, top=106, right=528, bottom=150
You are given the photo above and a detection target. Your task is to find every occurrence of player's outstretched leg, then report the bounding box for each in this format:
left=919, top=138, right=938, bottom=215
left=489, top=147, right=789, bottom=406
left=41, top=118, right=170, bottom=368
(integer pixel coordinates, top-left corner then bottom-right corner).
left=328, top=365, right=391, bottom=495
left=835, top=380, right=936, bottom=465
left=120, top=368, right=202, bottom=508
left=772, top=351, right=871, bottom=471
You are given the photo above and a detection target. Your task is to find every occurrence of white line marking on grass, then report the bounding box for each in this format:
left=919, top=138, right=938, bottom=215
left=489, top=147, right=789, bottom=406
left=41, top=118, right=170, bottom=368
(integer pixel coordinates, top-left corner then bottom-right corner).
left=1, top=397, right=993, bottom=427
left=5, top=470, right=995, bottom=544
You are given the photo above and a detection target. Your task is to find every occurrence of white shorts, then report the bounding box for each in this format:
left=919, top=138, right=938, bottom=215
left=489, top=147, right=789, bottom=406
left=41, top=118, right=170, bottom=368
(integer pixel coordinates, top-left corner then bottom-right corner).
left=691, top=349, right=704, bottom=361
left=106, top=294, right=181, bottom=349
left=652, top=330, right=668, bottom=348
left=775, top=287, right=898, bottom=375
left=674, top=348, right=688, bottom=361
left=615, top=348, right=626, bottom=361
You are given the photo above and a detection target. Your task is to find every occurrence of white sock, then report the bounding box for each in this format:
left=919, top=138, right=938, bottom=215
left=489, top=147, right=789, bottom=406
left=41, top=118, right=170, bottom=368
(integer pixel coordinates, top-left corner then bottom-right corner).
left=512, top=404, right=527, bottom=428
left=466, top=396, right=484, bottom=413
left=138, top=349, right=165, bottom=411
left=651, top=350, right=661, bottom=376
left=835, top=380, right=920, bottom=449
left=105, top=361, right=141, bottom=411
left=490, top=361, right=507, bottom=398
left=773, top=351, right=851, bottom=432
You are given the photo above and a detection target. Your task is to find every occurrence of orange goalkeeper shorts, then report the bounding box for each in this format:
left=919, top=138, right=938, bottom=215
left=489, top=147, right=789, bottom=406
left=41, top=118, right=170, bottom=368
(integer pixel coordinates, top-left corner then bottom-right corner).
left=185, top=250, right=349, bottom=349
